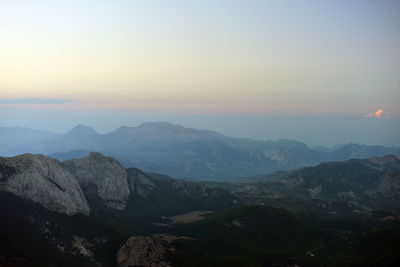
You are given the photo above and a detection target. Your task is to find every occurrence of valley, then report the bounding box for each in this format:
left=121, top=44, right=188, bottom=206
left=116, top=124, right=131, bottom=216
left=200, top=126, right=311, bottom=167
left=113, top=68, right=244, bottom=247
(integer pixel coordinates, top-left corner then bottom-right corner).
left=3, top=1, right=399, bottom=265
left=0, top=152, right=399, bottom=266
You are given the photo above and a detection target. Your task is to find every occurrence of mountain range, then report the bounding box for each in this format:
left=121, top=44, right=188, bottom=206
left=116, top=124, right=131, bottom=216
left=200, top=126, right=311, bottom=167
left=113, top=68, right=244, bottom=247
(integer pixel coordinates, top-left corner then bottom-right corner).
left=216, top=155, right=400, bottom=215
left=1, top=152, right=399, bottom=266
left=1, top=122, right=399, bottom=181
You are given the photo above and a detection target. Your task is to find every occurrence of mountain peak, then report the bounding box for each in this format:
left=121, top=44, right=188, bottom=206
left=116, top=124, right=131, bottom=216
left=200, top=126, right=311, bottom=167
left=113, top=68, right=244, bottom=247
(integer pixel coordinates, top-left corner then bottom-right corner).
left=137, top=121, right=179, bottom=128
left=65, top=125, right=98, bottom=136
left=85, top=151, right=107, bottom=159
left=109, top=122, right=184, bottom=135
left=111, top=125, right=132, bottom=133
left=82, top=152, right=124, bottom=166
left=62, top=152, right=129, bottom=210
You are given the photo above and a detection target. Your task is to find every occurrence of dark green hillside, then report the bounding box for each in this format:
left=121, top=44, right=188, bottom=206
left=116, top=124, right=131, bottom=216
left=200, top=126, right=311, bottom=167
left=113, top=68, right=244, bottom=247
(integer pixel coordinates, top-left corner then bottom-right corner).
left=1, top=153, right=399, bottom=266
left=166, top=205, right=400, bottom=267
left=0, top=192, right=130, bottom=267
left=86, top=176, right=238, bottom=233
left=231, top=155, right=400, bottom=214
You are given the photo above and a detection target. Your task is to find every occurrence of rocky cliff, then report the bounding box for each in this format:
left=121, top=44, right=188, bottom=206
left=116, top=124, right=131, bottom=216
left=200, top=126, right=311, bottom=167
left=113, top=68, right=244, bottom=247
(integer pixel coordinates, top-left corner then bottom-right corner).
left=63, top=152, right=130, bottom=210
left=117, top=236, right=171, bottom=267
left=126, top=168, right=155, bottom=197
left=0, top=154, right=90, bottom=215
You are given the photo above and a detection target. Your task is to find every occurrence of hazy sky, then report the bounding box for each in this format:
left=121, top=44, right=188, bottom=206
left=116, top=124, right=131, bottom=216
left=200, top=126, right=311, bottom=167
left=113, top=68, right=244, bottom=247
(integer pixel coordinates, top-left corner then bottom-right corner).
left=0, top=0, right=399, bottom=146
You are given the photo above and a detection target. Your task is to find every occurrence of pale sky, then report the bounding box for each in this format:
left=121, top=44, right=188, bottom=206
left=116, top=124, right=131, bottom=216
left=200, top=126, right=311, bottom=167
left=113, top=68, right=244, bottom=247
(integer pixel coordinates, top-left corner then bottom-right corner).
left=0, top=0, right=399, bottom=146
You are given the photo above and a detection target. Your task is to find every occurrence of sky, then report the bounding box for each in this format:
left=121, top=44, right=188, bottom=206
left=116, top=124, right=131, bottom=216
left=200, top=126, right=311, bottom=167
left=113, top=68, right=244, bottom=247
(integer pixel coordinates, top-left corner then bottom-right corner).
left=0, top=0, right=399, bottom=146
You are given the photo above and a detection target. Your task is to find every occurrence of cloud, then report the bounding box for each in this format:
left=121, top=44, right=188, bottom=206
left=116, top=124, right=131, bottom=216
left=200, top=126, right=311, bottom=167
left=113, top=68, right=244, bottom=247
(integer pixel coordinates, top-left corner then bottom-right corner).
left=365, top=109, right=384, bottom=118
left=0, top=98, right=74, bottom=105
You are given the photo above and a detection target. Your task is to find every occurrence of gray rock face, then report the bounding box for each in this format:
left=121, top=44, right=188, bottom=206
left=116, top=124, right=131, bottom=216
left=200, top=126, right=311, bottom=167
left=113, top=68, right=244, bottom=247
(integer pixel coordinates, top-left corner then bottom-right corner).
left=117, top=236, right=171, bottom=267
left=126, top=168, right=155, bottom=197
left=0, top=154, right=90, bottom=215
left=63, top=152, right=130, bottom=210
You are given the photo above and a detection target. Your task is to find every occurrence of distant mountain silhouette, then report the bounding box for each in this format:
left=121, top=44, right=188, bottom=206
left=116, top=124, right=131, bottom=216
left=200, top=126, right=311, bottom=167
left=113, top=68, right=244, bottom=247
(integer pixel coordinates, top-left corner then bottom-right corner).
left=63, top=124, right=99, bottom=137
left=1, top=122, right=399, bottom=181
left=0, top=127, right=55, bottom=154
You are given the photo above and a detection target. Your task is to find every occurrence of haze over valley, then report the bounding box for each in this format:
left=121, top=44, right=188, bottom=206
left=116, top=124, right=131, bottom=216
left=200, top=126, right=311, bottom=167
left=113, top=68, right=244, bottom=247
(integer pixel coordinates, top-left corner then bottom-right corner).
left=1, top=0, right=400, bottom=266
left=2, top=122, right=399, bottom=181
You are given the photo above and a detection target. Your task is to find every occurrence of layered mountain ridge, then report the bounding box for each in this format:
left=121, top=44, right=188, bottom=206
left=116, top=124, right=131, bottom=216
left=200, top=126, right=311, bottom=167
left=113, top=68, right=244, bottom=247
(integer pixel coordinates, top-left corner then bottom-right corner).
left=0, top=154, right=90, bottom=215
left=0, top=152, right=233, bottom=216
left=225, top=154, right=400, bottom=213
left=1, top=152, right=400, bottom=266
left=2, top=122, right=400, bottom=181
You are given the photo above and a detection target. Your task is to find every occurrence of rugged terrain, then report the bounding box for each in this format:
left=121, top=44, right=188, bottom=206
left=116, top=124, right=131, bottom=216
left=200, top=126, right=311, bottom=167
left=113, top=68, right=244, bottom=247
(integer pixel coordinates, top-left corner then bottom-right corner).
left=0, top=153, right=399, bottom=266
left=0, top=154, right=89, bottom=215
left=223, top=155, right=400, bottom=215
left=2, top=122, right=399, bottom=181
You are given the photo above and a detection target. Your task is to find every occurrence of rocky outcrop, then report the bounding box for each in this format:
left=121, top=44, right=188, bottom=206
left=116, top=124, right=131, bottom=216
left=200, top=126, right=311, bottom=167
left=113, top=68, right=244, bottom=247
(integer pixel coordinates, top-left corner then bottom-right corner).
left=377, top=173, right=400, bottom=200
left=63, top=152, right=130, bottom=210
left=126, top=168, right=155, bottom=197
left=117, top=236, right=172, bottom=267
left=0, top=151, right=227, bottom=215
left=0, top=154, right=90, bottom=215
